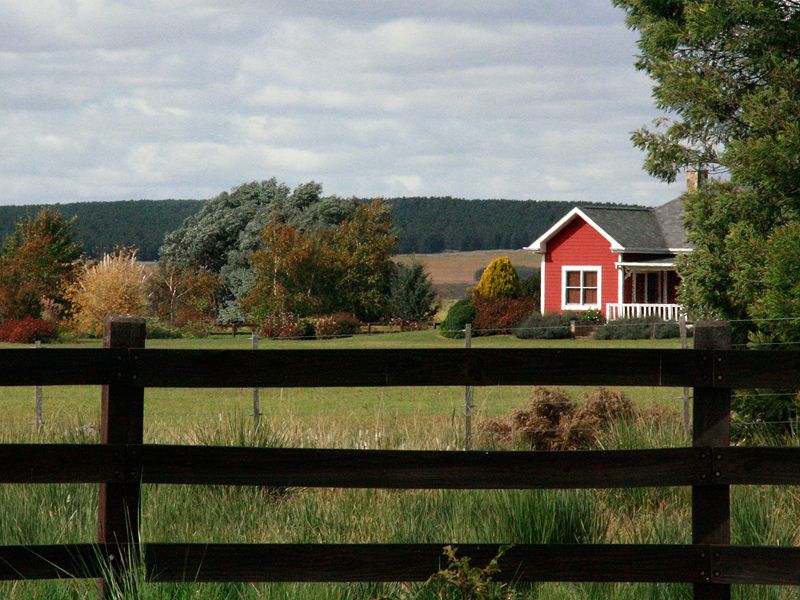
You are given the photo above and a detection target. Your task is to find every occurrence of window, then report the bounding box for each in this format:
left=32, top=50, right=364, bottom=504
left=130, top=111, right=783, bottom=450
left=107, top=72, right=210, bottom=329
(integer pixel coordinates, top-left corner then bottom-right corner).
left=562, top=266, right=601, bottom=309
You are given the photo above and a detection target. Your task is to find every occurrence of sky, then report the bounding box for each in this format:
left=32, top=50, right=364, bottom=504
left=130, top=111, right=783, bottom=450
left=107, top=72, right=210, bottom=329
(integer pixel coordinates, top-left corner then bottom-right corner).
left=0, top=1, right=683, bottom=207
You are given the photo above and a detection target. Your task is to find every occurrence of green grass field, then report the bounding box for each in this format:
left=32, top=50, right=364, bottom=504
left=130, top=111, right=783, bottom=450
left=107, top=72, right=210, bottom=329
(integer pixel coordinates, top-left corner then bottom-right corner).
left=2, top=331, right=798, bottom=599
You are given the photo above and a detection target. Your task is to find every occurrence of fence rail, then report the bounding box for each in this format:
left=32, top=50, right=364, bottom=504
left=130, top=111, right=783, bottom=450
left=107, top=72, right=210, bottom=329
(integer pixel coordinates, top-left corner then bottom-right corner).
left=4, top=347, right=799, bottom=388
left=1, top=316, right=799, bottom=598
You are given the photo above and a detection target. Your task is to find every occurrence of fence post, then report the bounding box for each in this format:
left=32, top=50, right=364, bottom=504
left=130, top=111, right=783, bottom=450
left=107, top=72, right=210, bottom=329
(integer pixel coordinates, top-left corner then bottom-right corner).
left=464, top=323, right=473, bottom=450
left=34, top=340, right=43, bottom=431
left=252, top=330, right=261, bottom=429
left=98, top=315, right=146, bottom=597
left=692, top=320, right=731, bottom=600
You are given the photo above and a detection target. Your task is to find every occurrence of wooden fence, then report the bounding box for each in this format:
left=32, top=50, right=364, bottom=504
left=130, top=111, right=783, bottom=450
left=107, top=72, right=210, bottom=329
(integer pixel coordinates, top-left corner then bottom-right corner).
left=2, top=316, right=800, bottom=599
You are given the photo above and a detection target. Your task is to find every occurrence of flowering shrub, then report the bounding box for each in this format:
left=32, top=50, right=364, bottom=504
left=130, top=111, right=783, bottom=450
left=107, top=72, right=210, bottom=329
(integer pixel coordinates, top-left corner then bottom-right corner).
left=472, top=295, right=534, bottom=333
left=258, top=312, right=314, bottom=339
left=0, top=317, right=58, bottom=343
left=312, top=312, right=361, bottom=339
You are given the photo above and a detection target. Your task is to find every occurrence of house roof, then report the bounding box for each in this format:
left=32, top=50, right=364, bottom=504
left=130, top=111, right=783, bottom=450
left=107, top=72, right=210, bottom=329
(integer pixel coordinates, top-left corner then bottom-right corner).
left=526, top=199, right=693, bottom=253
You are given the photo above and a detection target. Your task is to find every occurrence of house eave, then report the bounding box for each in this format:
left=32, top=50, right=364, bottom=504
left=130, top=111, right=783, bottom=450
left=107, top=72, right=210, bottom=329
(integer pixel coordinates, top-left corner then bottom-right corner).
left=526, top=207, right=624, bottom=255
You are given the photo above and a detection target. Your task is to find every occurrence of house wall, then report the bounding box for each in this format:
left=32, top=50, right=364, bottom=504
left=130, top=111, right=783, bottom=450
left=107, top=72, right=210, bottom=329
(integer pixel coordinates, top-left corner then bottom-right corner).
left=543, top=217, right=620, bottom=314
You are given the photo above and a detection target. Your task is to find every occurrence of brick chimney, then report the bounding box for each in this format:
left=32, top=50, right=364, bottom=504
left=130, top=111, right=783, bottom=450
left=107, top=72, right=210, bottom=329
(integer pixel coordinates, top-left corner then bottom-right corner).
left=686, top=168, right=708, bottom=192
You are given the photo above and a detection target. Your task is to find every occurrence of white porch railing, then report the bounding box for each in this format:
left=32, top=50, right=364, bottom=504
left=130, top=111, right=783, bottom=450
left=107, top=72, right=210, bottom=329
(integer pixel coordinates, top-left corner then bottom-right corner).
left=606, top=303, right=683, bottom=322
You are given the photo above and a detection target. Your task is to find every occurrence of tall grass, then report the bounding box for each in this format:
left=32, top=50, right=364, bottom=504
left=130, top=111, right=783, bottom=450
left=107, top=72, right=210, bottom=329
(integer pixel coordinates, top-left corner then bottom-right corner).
left=3, top=408, right=800, bottom=598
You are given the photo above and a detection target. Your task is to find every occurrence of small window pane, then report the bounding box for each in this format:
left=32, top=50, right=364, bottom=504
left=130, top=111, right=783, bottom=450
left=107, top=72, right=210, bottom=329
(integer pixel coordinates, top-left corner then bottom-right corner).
left=566, top=289, right=581, bottom=304
left=584, top=289, right=597, bottom=304
left=566, top=271, right=581, bottom=286
left=583, top=271, right=597, bottom=287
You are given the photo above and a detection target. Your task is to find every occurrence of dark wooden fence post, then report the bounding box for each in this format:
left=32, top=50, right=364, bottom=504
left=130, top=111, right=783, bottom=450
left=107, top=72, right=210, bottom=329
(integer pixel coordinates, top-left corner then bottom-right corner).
left=98, top=315, right=146, bottom=596
left=692, top=321, right=732, bottom=600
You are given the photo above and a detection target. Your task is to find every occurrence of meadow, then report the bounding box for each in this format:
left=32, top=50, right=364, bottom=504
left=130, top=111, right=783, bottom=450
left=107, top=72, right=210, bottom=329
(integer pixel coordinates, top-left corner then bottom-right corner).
left=1, top=330, right=799, bottom=599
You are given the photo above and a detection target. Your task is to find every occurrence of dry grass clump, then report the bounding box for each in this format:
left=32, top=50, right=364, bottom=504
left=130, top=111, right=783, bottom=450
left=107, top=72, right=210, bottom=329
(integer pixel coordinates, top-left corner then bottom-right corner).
left=478, top=386, right=634, bottom=450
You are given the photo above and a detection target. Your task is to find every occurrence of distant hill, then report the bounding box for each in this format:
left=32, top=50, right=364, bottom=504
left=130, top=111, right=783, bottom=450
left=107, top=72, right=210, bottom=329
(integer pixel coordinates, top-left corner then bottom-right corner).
left=0, top=200, right=204, bottom=260
left=0, top=196, right=635, bottom=260
left=386, top=197, right=582, bottom=253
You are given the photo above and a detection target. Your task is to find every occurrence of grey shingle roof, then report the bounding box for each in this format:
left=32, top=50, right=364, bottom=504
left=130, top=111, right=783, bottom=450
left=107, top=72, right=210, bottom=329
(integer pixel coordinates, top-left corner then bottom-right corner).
left=653, top=198, right=692, bottom=249
left=578, top=199, right=692, bottom=251
left=580, top=206, right=665, bottom=249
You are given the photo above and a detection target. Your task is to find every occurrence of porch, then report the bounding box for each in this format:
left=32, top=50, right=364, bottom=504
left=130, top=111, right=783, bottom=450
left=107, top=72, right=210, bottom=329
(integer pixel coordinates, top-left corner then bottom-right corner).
left=606, top=302, right=683, bottom=322
left=610, top=259, right=683, bottom=322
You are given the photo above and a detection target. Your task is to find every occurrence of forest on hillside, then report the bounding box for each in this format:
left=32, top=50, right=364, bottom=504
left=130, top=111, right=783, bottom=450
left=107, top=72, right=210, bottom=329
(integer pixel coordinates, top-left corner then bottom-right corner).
left=0, top=196, right=631, bottom=259
left=0, top=200, right=203, bottom=260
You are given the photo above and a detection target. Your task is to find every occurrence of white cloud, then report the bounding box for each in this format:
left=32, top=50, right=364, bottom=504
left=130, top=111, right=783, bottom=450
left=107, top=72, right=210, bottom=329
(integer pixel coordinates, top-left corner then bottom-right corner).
left=0, top=1, right=680, bottom=207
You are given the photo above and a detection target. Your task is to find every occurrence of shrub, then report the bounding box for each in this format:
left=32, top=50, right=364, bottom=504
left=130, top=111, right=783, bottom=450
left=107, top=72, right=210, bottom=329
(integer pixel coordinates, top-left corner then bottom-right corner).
left=513, top=312, right=572, bottom=339
left=519, top=269, right=541, bottom=309
left=475, top=257, right=521, bottom=298
left=145, top=318, right=184, bottom=339
left=475, top=264, right=537, bottom=282
left=473, top=295, right=534, bottom=334
left=478, top=387, right=635, bottom=451
left=181, top=320, right=214, bottom=338
left=312, top=312, right=361, bottom=339
left=578, top=309, right=604, bottom=323
left=67, top=250, right=149, bottom=337
left=593, top=316, right=681, bottom=340
left=0, top=317, right=58, bottom=343
left=733, top=388, right=800, bottom=439
left=259, top=312, right=314, bottom=339
left=440, top=298, right=475, bottom=339
left=389, top=261, right=439, bottom=322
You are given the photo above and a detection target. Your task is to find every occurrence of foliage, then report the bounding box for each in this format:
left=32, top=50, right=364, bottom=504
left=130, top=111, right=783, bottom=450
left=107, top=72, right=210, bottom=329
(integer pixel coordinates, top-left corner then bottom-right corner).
left=475, top=257, right=521, bottom=299
left=159, top=179, right=358, bottom=313
left=389, top=261, right=439, bottom=323
left=733, top=387, right=800, bottom=439
left=0, top=208, right=83, bottom=320
left=67, top=250, right=149, bottom=337
left=244, top=201, right=396, bottom=322
left=578, top=309, right=604, bottom=323
left=479, top=387, right=633, bottom=452
left=311, top=313, right=362, bottom=339
left=593, top=317, right=680, bottom=340
left=329, top=200, right=397, bottom=321
left=614, top=0, right=800, bottom=342
left=473, top=296, right=534, bottom=334
left=519, top=270, right=541, bottom=310
left=144, top=318, right=184, bottom=339
left=513, top=312, right=571, bottom=340
left=0, top=317, right=58, bottom=343
left=440, top=298, right=476, bottom=339
left=258, top=312, right=314, bottom=339
left=423, top=545, right=515, bottom=600
left=147, top=264, right=222, bottom=326
left=0, top=200, right=202, bottom=261
left=747, top=221, right=800, bottom=345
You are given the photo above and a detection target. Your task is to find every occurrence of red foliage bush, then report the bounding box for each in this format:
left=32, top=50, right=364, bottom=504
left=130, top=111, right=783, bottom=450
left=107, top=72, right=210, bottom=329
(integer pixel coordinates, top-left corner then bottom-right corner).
left=258, top=312, right=314, bottom=339
left=0, top=317, right=58, bottom=343
left=472, top=295, right=535, bottom=333
left=312, top=312, right=361, bottom=338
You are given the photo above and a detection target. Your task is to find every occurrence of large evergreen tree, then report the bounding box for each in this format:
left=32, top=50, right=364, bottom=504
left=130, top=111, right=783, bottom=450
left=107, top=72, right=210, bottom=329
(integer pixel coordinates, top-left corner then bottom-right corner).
left=614, top=0, right=800, bottom=341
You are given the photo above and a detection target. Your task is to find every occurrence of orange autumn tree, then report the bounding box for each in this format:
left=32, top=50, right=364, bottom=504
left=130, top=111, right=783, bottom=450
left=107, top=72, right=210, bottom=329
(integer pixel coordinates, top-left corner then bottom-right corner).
left=244, top=200, right=396, bottom=322
left=0, top=208, right=83, bottom=320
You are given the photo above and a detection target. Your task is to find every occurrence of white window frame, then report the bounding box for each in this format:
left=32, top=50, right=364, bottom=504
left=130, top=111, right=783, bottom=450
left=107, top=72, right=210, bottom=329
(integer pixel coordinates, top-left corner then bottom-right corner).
left=561, top=265, right=602, bottom=310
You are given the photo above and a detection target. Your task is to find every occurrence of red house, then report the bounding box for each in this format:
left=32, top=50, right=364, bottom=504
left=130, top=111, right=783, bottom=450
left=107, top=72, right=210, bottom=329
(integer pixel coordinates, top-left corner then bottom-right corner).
left=525, top=198, right=692, bottom=321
